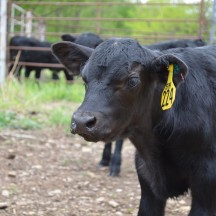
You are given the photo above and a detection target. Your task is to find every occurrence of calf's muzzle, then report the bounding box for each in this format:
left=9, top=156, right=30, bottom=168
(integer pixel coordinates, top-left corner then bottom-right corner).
left=71, top=111, right=97, bottom=135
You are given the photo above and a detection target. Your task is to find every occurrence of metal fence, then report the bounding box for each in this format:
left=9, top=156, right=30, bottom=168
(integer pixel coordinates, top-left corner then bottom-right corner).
left=0, top=0, right=8, bottom=84
left=0, top=0, right=211, bottom=83
left=9, top=1, right=207, bottom=43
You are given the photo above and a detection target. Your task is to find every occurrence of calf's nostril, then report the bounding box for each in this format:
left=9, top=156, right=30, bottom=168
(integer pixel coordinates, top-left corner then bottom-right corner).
left=86, top=116, right=96, bottom=128
left=72, top=112, right=97, bottom=132
left=70, top=122, right=77, bottom=134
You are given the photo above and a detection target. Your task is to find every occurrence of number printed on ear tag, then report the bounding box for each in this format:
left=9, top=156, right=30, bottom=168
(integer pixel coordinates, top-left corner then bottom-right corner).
left=161, top=64, right=176, bottom=110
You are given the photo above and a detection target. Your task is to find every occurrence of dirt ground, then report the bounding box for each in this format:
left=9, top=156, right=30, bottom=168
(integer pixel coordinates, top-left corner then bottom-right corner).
left=0, top=128, right=191, bottom=216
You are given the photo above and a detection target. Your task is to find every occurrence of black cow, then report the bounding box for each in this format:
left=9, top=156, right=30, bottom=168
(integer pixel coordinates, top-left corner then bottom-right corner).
left=52, top=38, right=216, bottom=216
left=9, top=36, right=73, bottom=82
left=61, top=32, right=103, bottom=49
left=145, top=38, right=206, bottom=50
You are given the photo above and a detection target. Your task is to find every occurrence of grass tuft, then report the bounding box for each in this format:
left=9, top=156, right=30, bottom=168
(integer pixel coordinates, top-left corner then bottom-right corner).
left=0, top=75, right=84, bottom=130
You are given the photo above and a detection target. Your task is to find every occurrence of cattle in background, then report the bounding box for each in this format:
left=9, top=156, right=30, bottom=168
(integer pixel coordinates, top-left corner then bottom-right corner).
left=52, top=38, right=216, bottom=216
left=9, top=36, right=74, bottom=82
left=61, top=32, right=103, bottom=48
left=61, top=34, right=76, bottom=43
left=145, top=38, right=206, bottom=50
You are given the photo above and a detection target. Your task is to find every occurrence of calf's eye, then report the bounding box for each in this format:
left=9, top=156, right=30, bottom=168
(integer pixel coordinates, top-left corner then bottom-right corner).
left=127, top=77, right=140, bottom=88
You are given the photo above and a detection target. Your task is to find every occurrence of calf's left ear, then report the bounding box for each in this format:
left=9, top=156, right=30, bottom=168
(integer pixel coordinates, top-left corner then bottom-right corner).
left=152, top=54, right=188, bottom=86
left=51, top=42, right=94, bottom=75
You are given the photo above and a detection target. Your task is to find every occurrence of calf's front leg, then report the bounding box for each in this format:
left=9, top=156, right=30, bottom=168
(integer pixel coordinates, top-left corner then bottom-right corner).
left=189, top=160, right=216, bottom=216
left=136, top=153, right=166, bottom=216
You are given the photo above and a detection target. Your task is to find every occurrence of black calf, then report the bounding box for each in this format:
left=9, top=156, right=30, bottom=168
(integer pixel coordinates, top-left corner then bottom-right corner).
left=52, top=38, right=216, bottom=216
left=58, top=37, right=206, bottom=177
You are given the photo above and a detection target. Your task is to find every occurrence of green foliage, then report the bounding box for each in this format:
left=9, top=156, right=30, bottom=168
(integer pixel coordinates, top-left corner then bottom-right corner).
left=0, top=111, right=16, bottom=128
left=0, top=76, right=84, bottom=110
left=10, top=116, right=42, bottom=130
left=15, top=0, right=208, bottom=43
left=0, top=111, right=42, bottom=130
left=0, top=76, right=84, bottom=130
left=124, top=4, right=201, bottom=43
left=49, top=108, right=71, bottom=127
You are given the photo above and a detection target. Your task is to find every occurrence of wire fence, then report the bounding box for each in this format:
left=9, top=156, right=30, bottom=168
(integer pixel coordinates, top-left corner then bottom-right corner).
left=5, top=0, right=209, bottom=77
left=9, top=1, right=207, bottom=41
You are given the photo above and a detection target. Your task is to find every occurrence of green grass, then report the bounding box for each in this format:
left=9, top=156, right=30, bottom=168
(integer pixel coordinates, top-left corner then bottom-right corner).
left=0, top=111, right=16, bottom=128
left=0, top=111, right=42, bottom=130
left=49, top=108, right=72, bottom=127
left=0, top=75, right=85, bottom=130
left=0, top=77, right=84, bottom=109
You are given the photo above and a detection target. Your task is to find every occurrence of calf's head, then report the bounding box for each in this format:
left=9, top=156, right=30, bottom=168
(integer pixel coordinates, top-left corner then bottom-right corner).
left=52, top=39, right=188, bottom=142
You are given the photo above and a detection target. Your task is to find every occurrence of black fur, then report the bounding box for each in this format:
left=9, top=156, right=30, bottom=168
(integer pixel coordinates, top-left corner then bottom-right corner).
left=146, top=38, right=206, bottom=50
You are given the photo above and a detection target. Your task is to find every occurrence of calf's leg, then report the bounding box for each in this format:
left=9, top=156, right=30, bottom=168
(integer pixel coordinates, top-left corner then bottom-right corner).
left=189, top=161, right=216, bottom=216
left=99, top=142, right=112, bottom=167
left=25, top=67, right=32, bottom=78
left=109, top=139, right=123, bottom=177
left=52, top=71, right=60, bottom=80
left=136, top=153, right=166, bottom=216
left=35, top=68, right=41, bottom=80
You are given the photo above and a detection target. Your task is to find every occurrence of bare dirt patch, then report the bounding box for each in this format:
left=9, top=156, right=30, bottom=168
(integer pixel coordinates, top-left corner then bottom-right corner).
left=0, top=128, right=191, bottom=216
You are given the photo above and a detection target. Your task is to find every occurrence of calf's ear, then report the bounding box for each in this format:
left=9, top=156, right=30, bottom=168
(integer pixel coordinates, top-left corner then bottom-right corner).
left=152, top=54, right=188, bottom=86
left=51, top=42, right=93, bottom=75
left=194, top=38, right=206, bottom=46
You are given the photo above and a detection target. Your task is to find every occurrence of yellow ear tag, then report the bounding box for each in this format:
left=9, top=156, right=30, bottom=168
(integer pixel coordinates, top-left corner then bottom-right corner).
left=161, top=64, right=176, bottom=110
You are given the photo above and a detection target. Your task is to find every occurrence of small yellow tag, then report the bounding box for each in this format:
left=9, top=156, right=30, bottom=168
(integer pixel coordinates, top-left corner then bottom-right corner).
left=161, top=64, right=176, bottom=110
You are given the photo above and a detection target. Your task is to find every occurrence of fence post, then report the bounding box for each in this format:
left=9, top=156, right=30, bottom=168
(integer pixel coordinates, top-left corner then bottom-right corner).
left=10, top=3, right=15, bottom=37
left=210, top=0, right=216, bottom=44
left=96, top=0, right=101, bottom=35
left=25, top=11, right=32, bottom=37
left=35, top=20, right=46, bottom=41
left=0, top=0, right=8, bottom=84
left=198, top=0, right=205, bottom=38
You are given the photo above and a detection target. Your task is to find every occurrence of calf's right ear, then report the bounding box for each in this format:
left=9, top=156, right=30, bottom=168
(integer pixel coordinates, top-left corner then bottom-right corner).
left=51, top=42, right=93, bottom=75
left=151, top=54, right=188, bottom=86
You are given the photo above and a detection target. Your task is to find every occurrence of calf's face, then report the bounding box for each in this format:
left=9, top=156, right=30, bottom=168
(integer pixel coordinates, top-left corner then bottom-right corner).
left=76, top=60, right=145, bottom=142
left=52, top=39, right=187, bottom=142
